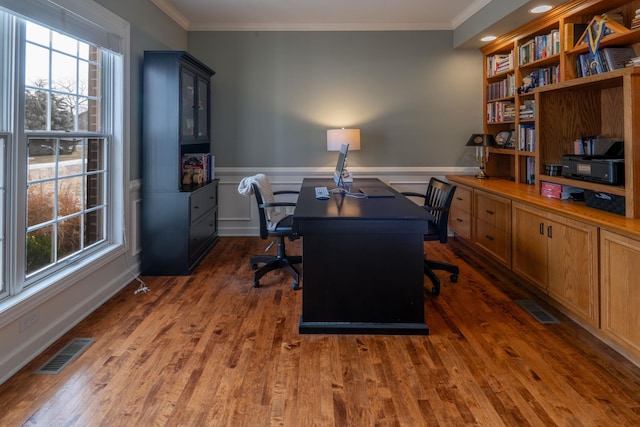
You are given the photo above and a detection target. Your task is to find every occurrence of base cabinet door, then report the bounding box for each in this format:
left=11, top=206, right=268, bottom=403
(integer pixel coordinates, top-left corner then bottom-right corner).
left=601, top=230, right=640, bottom=360
left=512, top=202, right=599, bottom=326
left=512, top=202, right=548, bottom=291
left=546, top=215, right=598, bottom=326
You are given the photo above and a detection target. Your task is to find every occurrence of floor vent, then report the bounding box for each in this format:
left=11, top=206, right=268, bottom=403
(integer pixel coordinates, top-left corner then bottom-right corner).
left=515, top=300, right=559, bottom=324
left=34, top=338, right=95, bottom=375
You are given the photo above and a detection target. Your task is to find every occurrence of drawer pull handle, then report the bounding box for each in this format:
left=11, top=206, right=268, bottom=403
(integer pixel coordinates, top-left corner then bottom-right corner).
left=456, top=218, right=463, bottom=222
left=194, top=205, right=199, bottom=209
left=486, top=210, right=494, bottom=215
left=485, top=235, right=494, bottom=241
left=456, top=197, right=463, bottom=200
left=547, top=225, right=552, bottom=238
left=539, top=223, right=544, bottom=235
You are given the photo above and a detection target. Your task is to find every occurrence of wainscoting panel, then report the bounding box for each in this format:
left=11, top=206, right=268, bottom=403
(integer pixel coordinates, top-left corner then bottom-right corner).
left=216, top=167, right=475, bottom=236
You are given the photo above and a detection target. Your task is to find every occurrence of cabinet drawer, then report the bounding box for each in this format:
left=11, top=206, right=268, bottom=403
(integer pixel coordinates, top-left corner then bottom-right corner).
left=190, top=184, right=218, bottom=224
left=475, top=191, right=510, bottom=230
left=189, top=207, right=218, bottom=261
left=449, top=206, right=472, bottom=240
left=451, top=184, right=472, bottom=214
left=475, top=219, right=511, bottom=266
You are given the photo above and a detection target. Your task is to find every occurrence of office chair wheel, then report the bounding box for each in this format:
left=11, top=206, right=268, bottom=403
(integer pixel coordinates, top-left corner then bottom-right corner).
left=431, top=286, right=440, bottom=296
left=450, top=274, right=458, bottom=282
left=291, top=281, right=300, bottom=290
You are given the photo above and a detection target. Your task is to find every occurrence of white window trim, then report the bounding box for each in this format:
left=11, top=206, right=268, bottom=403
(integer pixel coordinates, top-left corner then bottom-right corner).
left=0, top=0, right=130, bottom=318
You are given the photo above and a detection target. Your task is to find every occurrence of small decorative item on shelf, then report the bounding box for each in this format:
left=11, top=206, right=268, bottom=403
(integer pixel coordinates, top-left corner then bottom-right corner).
left=466, top=133, right=497, bottom=179
left=518, top=71, right=538, bottom=94
left=495, top=131, right=514, bottom=148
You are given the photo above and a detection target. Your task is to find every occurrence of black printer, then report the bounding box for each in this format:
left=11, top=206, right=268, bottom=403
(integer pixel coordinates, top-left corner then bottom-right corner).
left=561, top=140, right=624, bottom=185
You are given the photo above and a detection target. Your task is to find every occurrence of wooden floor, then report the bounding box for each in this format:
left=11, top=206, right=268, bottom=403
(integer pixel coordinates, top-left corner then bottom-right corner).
left=1, top=237, right=640, bottom=426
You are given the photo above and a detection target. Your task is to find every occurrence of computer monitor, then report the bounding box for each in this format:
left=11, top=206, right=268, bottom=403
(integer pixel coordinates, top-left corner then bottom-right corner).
left=333, top=143, right=349, bottom=187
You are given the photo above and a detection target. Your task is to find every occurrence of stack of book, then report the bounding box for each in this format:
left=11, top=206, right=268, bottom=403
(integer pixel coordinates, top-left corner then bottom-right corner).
left=540, top=182, right=582, bottom=200
left=487, top=50, right=514, bottom=76
left=519, top=100, right=535, bottom=120
left=487, top=101, right=515, bottom=122
left=632, top=9, right=640, bottom=29
left=181, top=153, right=214, bottom=185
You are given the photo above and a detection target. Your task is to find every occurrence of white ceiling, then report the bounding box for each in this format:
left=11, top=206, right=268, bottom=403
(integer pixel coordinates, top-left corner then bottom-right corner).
left=151, top=0, right=492, bottom=31
left=150, top=0, right=570, bottom=47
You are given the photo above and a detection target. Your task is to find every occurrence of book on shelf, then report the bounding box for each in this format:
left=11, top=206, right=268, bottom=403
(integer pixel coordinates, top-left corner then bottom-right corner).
left=564, top=23, right=588, bottom=50
left=487, top=50, right=514, bottom=76
left=518, top=124, right=535, bottom=151
left=181, top=153, right=214, bottom=185
left=573, top=136, right=622, bottom=155
left=526, top=157, right=535, bottom=185
left=576, top=47, right=636, bottom=77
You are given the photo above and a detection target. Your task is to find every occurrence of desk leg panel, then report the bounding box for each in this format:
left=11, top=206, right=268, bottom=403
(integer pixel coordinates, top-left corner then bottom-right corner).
left=299, top=232, right=427, bottom=334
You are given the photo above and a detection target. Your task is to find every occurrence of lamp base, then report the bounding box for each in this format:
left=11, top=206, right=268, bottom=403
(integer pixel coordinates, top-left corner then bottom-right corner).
left=475, top=170, right=489, bottom=179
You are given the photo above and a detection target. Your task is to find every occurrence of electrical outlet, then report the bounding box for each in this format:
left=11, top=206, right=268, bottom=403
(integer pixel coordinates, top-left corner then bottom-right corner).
left=19, top=311, right=39, bottom=332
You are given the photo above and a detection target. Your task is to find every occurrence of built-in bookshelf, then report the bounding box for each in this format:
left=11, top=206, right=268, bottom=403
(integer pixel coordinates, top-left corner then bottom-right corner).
left=481, top=0, right=640, bottom=208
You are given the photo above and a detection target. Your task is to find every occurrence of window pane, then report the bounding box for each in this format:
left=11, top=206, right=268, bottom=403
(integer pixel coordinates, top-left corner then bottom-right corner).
left=85, top=138, right=105, bottom=172
left=58, top=177, right=82, bottom=217
left=27, top=181, right=55, bottom=227
left=84, top=209, right=104, bottom=247
left=28, top=138, right=56, bottom=165
left=24, top=90, right=49, bottom=131
left=25, top=21, right=50, bottom=46
left=57, top=216, right=81, bottom=260
left=51, top=51, right=77, bottom=94
left=26, top=225, right=54, bottom=275
left=86, top=173, right=105, bottom=209
left=25, top=44, right=49, bottom=87
left=51, top=31, right=77, bottom=56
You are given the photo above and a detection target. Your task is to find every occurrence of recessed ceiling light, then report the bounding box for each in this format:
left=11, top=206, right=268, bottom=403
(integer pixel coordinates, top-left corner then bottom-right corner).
left=530, top=5, right=552, bottom=13
left=481, top=35, right=497, bottom=42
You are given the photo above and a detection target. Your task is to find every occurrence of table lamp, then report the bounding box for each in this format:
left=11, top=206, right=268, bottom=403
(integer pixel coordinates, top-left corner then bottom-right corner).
left=465, top=133, right=496, bottom=179
left=327, top=128, right=360, bottom=181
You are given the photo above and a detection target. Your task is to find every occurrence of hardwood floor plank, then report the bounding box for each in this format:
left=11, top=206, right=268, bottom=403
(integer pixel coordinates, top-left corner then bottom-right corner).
left=2, top=236, right=640, bottom=426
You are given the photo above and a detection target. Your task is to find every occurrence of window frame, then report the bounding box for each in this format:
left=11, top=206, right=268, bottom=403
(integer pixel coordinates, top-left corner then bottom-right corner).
left=0, top=0, right=129, bottom=306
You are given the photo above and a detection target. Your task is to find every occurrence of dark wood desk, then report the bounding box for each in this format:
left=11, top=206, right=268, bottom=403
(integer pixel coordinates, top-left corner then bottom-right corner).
left=292, top=178, right=431, bottom=335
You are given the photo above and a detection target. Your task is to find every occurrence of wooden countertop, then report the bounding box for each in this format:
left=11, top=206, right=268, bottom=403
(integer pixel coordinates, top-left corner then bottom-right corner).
left=446, top=175, right=640, bottom=240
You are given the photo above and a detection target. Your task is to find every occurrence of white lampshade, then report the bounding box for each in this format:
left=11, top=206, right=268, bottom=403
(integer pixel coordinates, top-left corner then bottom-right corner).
left=327, top=128, right=361, bottom=151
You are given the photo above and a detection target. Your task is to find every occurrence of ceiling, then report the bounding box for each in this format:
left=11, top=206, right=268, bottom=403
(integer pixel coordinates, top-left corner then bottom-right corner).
left=151, top=0, right=570, bottom=47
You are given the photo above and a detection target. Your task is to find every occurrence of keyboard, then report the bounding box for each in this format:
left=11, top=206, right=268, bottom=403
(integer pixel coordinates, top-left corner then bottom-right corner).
left=315, top=186, right=330, bottom=199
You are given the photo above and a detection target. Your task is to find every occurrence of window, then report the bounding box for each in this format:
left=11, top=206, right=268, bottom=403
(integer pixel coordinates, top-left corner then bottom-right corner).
left=0, top=0, right=127, bottom=300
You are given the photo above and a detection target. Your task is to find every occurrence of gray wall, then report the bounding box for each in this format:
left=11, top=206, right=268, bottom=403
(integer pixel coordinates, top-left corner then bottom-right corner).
left=189, top=31, right=483, bottom=169
left=96, top=0, right=188, bottom=181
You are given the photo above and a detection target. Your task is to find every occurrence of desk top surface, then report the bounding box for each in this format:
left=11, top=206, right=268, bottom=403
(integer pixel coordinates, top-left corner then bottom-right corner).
left=293, top=177, right=431, bottom=222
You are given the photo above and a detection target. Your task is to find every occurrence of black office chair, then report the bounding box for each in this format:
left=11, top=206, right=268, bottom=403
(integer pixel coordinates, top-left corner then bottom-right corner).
left=248, top=182, right=302, bottom=290
left=402, top=177, right=459, bottom=295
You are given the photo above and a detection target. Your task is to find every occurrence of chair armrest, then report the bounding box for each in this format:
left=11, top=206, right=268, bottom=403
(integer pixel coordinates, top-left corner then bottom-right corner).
left=259, top=202, right=297, bottom=209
